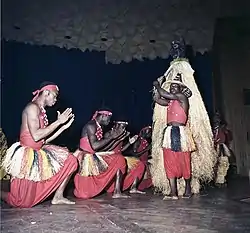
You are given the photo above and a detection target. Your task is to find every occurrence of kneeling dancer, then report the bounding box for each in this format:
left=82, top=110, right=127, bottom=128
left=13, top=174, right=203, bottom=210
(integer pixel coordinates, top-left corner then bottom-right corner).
left=106, top=121, right=146, bottom=194
left=1, top=82, right=77, bottom=208
left=74, top=110, right=129, bottom=199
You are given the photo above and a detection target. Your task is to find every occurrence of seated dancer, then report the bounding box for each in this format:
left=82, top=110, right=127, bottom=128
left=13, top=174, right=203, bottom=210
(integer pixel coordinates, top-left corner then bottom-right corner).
left=73, top=110, right=129, bottom=199
left=1, top=82, right=78, bottom=208
left=104, top=121, right=146, bottom=194
left=135, top=126, right=153, bottom=190
left=153, top=73, right=196, bottom=199
left=213, top=111, right=233, bottom=187
left=136, top=126, right=152, bottom=163
left=122, top=126, right=152, bottom=190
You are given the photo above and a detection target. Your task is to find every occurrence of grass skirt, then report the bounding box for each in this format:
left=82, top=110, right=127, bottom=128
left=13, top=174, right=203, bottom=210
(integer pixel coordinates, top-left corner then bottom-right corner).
left=2, top=142, right=69, bottom=182
left=162, top=125, right=196, bottom=152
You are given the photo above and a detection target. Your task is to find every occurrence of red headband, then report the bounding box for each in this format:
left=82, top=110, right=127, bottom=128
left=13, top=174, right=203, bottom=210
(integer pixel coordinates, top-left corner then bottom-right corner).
left=92, top=110, right=112, bottom=120
left=114, top=121, right=128, bottom=125
left=32, top=85, right=59, bottom=102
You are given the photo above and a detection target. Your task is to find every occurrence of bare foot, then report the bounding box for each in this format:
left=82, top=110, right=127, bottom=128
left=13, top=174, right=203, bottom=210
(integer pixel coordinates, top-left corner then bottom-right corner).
left=112, top=193, right=131, bottom=199
left=163, top=195, right=178, bottom=200
left=129, top=189, right=146, bottom=194
left=51, top=197, right=75, bottom=205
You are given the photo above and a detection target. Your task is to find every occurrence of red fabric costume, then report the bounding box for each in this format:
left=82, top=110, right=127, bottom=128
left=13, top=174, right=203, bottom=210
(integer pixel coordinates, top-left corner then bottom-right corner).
left=163, top=100, right=191, bottom=179
left=106, top=141, right=145, bottom=193
left=74, top=137, right=127, bottom=199
left=138, top=138, right=153, bottom=190
left=3, top=88, right=77, bottom=208
left=215, top=127, right=232, bottom=146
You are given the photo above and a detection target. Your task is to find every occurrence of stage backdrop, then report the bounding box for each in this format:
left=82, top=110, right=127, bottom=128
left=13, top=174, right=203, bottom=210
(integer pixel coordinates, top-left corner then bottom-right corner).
left=1, top=40, right=213, bottom=150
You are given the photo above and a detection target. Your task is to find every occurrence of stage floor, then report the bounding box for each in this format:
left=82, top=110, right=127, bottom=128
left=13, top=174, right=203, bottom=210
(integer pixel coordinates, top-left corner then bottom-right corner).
left=1, top=178, right=250, bottom=233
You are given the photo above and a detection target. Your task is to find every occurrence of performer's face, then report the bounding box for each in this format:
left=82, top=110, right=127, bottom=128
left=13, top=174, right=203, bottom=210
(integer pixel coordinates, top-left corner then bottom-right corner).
left=100, top=115, right=111, bottom=126
left=45, top=90, right=58, bottom=107
left=170, top=83, right=181, bottom=94
left=142, top=128, right=152, bottom=139
left=145, top=128, right=152, bottom=138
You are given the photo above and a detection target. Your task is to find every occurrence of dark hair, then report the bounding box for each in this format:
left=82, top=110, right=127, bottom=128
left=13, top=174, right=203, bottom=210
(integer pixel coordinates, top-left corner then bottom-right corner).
left=97, top=107, right=112, bottom=113
left=39, top=81, right=57, bottom=89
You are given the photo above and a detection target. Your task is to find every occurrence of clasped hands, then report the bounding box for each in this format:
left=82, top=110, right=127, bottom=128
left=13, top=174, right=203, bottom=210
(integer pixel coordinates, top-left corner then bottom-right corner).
left=105, top=128, right=138, bottom=144
left=57, top=108, right=75, bottom=130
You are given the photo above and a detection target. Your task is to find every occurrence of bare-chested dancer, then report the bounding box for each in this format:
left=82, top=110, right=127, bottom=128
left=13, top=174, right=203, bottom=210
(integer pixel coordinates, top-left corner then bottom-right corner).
left=1, top=82, right=77, bottom=208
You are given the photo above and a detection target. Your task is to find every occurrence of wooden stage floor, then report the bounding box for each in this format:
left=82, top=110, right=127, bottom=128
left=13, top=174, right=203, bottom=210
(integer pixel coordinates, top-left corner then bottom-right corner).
left=1, top=177, right=250, bottom=233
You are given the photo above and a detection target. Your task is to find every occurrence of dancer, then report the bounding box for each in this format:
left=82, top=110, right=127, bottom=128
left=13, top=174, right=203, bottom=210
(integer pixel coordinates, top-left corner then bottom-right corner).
left=106, top=121, right=146, bottom=194
left=136, top=126, right=153, bottom=190
left=123, top=126, right=153, bottom=190
left=1, top=82, right=77, bottom=208
left=151, top=38, right=217, bottom=199
left=73, top=110, right=129, bottom=199
left=213, top=111, right=233, bottom=187
left=153, top=73, right=195, bottom=199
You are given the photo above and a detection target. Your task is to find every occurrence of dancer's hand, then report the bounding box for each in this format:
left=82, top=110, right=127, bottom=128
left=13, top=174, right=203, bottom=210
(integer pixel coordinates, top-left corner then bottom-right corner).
left=153, top=80, right=160, bottom=88
left=57, top=108, right=74, bottom=124
left=62, top=115, right=75, bottom=130
left=111, top=128, right=124, bottom=139
left=129, top=135, right=138, bottom=144
left=122, top=131, right=130, bottom=139
left=104, top=130, right=112, bottom=138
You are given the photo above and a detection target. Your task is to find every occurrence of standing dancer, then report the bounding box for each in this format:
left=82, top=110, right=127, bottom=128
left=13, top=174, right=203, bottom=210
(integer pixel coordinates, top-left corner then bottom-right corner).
left=213, top=111, right=233, bottom=187
left=151, top=38, right=217, bottom=199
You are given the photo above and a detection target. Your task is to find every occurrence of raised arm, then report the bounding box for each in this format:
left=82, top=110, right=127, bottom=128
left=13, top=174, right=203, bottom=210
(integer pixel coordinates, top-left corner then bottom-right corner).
left=87, top=124, right=115, bottom=151
left=26, top=104, right=61, bottom=142
left=154, top=94, right=169, bottom=106
left=103, top=131, right=130, bottom=151
left=124, top=142, right=151, bottom=157
left=153, top=81, right=178, bottom=100
left=153, top=93, right=170, bottom=106
left=121, top=135, right=138, bottom=152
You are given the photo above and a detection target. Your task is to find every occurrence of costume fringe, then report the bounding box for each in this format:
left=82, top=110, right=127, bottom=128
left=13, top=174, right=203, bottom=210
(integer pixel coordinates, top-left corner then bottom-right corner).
left=125, top=157, right=140, bottom=172
left=79, top=153, right=109, bottom=177
left=214, top=143, right=231, bottom=184
left=216, top=143, right=232, bottom=157
left=162, top=125, right=196, bottom=152
left=215, top=156, right=229, bottom=184
left=150, top=60, right=217, bottom=195
left=2, top=142, right=69, bottom=182
left=0, top=128, right=10, bottom=180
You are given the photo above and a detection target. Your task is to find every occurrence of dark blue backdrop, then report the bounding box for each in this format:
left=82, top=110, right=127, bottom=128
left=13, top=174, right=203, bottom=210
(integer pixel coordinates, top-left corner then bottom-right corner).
left=1, top=40, right=213, bottom=150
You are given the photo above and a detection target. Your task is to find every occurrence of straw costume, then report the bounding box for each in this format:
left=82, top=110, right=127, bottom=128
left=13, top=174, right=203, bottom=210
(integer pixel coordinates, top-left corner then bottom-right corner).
left=213, top=112, right=232, bottom=186
left=0, top=128, right=10, bottom=180
left=150, top=38, right=217, bottom=197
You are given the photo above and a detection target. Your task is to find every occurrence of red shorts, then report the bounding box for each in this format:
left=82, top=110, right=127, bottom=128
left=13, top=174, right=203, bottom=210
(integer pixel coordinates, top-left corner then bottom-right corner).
left=163, top=148, right=191, bottom=179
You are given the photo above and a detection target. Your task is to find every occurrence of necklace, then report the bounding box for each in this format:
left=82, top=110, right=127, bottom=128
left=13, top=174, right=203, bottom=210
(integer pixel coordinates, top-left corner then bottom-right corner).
left=95, top=120, right=103, bottom=141
left=40, top=106, right=48, bottom=128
